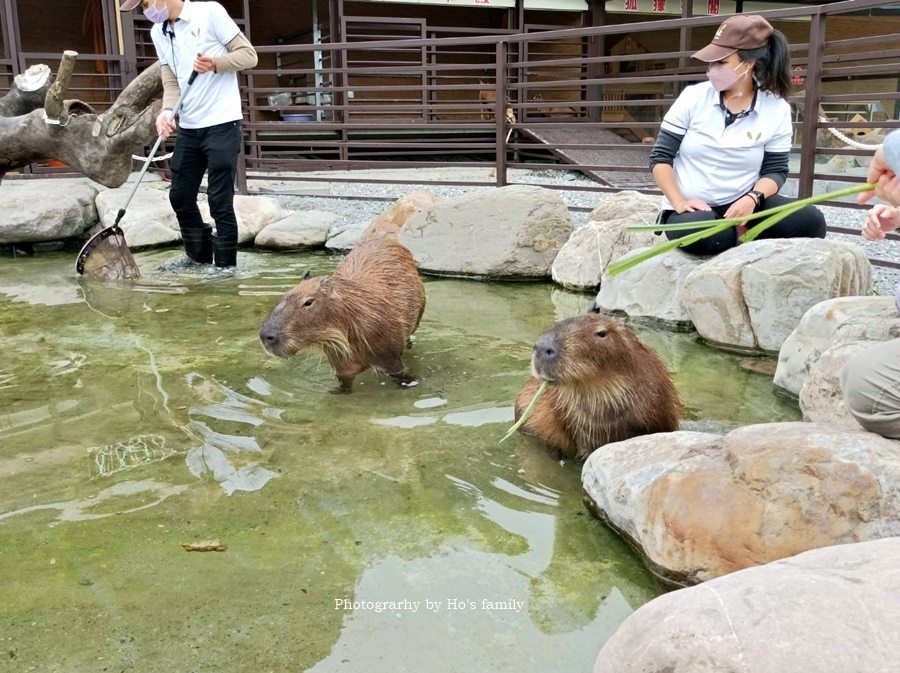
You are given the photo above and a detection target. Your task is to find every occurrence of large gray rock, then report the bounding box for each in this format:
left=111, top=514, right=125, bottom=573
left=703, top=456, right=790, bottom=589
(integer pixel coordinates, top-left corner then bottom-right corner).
left=594, top=246, right=703, bottom=330
left=594, top=537, right=900, bottom=673
left=397, top=185, right=572, bottom=278
left=775, top=295, right=900, bottom=396
left=96, top=186, right=180, bottom=249
left=551, top=190, right=661, bottom=290
left=683, top=239, right=872, bottom=354
left=0, top=180, right=99, bottom=243
left=582, top=422, right=900, bottom=585
left=254, top=210, right=338, bottom=248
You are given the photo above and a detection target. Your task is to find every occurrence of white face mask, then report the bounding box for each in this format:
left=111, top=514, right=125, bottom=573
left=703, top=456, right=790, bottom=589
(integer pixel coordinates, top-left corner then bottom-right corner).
left=143, top=0, right=169, bottom=24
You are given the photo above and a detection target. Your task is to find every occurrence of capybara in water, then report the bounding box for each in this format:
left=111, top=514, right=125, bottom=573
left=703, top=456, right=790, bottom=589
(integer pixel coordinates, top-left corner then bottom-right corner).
left=259, top=238, right=426, bottom=391
left=514, top=307, right=680, bottom=460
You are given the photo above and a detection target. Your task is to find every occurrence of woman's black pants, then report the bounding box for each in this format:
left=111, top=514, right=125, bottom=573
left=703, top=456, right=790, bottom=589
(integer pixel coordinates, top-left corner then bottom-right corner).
left=661, top=193, right=827, bottom=256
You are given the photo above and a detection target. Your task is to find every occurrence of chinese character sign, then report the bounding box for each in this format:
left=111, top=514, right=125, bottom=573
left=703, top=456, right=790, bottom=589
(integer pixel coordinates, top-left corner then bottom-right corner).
left=624, top=0, right=638, bottom=10
left=708, top=0, right=719, bottom=14
left=652, top=0, right=666, bottom=11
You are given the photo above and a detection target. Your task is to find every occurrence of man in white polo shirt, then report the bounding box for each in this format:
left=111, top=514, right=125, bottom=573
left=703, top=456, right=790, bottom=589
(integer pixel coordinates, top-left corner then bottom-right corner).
left=119, top=0, right=258, bottom=268
left=649, top=15, right=825, bottom=255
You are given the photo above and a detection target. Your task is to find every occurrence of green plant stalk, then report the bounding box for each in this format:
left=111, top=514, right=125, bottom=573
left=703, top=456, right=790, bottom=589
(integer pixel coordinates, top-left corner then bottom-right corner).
left=739, top=203, right=806, bottom=243
left=607, top=182, right=876, bottom=278
left=627, top=183, right=875, bottom=233
left=500, top=379, right=550, bottom=444
left=606, top=219, right=736, bottom=276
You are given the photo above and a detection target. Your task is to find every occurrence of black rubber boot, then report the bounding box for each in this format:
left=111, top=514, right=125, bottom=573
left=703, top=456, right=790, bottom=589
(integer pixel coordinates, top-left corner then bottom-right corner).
left=212, top=234, right=238, bottom=268
left=181, top=225, right=213, bottom=264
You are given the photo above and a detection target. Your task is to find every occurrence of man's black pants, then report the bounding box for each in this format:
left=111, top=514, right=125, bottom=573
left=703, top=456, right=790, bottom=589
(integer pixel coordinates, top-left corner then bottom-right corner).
left=169, top=120, right=242, bottom=243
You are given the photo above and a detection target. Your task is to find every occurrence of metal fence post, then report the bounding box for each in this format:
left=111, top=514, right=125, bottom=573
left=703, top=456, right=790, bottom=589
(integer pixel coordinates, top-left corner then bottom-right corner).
left=495, top=41, right=508, bottom=187
left=798, top=11, right=827, bottom=200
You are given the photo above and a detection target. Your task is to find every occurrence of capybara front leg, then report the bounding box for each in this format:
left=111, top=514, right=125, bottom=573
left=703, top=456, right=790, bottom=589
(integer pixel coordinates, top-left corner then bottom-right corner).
left=333, top=362, right=368, bottom=393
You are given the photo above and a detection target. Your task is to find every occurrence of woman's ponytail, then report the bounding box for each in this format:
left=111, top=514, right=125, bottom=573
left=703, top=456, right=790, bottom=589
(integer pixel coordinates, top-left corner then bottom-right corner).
left=740, top=29, right=792, bottom=99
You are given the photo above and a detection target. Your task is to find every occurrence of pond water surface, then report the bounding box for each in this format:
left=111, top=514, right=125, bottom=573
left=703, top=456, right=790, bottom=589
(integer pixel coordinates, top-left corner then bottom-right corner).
left=0, top=247, right=801, bottom=672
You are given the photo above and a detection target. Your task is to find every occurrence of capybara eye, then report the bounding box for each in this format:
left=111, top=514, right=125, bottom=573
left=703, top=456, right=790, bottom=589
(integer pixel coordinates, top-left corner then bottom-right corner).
left=303, top=298, right=315, bottom=307
left=595, top=330, right=608, bottom=338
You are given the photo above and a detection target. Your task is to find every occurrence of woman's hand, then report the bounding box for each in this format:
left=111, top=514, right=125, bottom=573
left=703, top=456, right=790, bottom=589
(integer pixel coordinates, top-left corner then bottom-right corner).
left=156, top=109, right=177, bottom=140
left=193, top=53, right=217, bottom=74
left=674, top=198, right=711, bottom=214
left=723, top=194, right=756, bottom=223
left=862, top=204, right=900, bottom=240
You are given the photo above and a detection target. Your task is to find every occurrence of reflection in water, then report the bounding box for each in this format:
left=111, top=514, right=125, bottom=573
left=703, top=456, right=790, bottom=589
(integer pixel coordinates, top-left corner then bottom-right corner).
left=184, top=373, right=279, bottom=495
left=372, top=405, right=514, bottom=430
left=89, top=434, right=176, bottom=478
left=310, top=475, right=634, bottom=673
left=0, top=479, right=189, bottom=524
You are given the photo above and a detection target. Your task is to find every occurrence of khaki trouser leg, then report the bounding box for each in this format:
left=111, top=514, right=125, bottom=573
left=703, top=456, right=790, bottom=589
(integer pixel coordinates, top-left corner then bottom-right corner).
left=840, top=338, right=900, bottom=439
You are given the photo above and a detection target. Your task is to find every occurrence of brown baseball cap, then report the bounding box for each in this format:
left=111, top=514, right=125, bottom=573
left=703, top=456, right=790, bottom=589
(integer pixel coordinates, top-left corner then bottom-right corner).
left=119, top=0, right=142, bottom=10
left=692, top=15, right=774, bottom=62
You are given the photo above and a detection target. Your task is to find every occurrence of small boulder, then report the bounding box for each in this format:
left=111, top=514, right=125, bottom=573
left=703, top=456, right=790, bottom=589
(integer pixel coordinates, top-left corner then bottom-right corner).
left=683, top=239, right=872, bottom=353
left=593, top=247, right=704, bottom=330
left=775, top=295, right=900, bottom=396
left=799, top=341, right=870, bottom=430
left=359, top=191, right=441, bottom=243
left=594, top=537, right=900, bottom=673
left=200, top=194, right=287, bottom=244
left=0, top=180, right=99, bottom=244
left=551, top=190, right=662, bottom=290
left=325, top=221, right=369, bottom=251
left=582, top=422, right=900, bottom=585
left=397, top=185, right=572, bottom=278
left=96, top=186, right=180, bottom=248
left=254, top=210, right=339, bottom=249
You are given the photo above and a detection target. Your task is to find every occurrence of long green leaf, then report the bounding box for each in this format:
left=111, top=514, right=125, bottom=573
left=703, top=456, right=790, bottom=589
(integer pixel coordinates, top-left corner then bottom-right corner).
left=609, top=182, right=876, bottom=277
left=500, top=379, right=550, bottom=444
left=606, top=220, right=735, bottom=276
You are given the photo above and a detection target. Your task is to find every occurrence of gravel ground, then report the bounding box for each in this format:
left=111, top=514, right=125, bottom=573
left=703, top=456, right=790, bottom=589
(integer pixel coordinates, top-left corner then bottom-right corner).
left=251, top=167, right=900, bottom=296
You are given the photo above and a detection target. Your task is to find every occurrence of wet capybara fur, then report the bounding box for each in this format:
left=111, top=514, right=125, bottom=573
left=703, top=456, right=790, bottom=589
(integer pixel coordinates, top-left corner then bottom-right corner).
left=514, top=309, right=680, bottom=460
left=259, top=238, right=426, bottom=391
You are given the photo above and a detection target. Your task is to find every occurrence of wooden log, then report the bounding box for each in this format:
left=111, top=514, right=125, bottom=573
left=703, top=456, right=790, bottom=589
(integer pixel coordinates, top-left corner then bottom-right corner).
left=0, top=65, right=53, bottom=118
left=0, top=60, right=164, bottom=186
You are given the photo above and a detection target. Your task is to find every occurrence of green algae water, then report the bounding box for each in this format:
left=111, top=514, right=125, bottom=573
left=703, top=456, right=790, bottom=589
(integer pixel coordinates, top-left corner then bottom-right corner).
left=0, top=247, right=800, bottom=672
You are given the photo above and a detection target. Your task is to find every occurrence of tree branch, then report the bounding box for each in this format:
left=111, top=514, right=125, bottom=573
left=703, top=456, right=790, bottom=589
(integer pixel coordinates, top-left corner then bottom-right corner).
left=44, top=51, right=79, bottom=121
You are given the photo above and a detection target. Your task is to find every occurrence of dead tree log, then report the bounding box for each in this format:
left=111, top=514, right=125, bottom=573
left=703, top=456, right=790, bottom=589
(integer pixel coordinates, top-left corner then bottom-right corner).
left=0, top=64, right=54, bottom=117
left=0, top=58, right=164, bottom=187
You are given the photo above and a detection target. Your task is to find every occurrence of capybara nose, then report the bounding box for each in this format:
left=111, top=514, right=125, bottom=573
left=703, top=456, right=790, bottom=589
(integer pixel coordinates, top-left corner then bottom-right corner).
left=259, top=325, right=279, bottom=349
left=534, top=334, right=557, bottom=360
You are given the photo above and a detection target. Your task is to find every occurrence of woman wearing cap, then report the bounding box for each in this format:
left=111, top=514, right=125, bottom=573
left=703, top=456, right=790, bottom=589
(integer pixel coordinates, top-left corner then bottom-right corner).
left=649, top=14, right=825, bottom=255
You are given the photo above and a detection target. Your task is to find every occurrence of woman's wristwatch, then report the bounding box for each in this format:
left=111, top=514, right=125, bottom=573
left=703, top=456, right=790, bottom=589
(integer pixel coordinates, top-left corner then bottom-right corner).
left=746, top=190, right=765, bottom=206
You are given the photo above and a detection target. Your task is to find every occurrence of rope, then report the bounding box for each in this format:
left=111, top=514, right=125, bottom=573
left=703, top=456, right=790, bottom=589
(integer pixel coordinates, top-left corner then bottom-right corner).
left=818, top=115, right=884, bottom=150
left=132, top=152, right=174, bottom=162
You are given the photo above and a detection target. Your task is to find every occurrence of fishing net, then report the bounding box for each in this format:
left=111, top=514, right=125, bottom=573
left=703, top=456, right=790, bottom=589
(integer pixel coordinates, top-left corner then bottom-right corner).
left=88, top=433, right=177, bottom=478
left=76, top=225, right=141, bottom=280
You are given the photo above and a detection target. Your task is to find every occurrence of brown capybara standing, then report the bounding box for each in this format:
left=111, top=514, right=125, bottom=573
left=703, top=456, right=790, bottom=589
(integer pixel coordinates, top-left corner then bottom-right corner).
left=514, top=308, right=680, bottom=460
left=259, top=238, right=426, bottom=391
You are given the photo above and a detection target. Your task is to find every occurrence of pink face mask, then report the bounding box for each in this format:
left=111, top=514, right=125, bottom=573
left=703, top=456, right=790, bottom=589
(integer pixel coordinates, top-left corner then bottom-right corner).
left=144, top=1, right=169, bottom=23
left=707, top=61, right=749, bottom=92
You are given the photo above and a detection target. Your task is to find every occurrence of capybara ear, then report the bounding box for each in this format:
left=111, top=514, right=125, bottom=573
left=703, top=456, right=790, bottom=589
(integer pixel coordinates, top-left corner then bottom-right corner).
left=586, top=302, right=600, bottom=314
left=301, top=269, right=312, bottom=281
